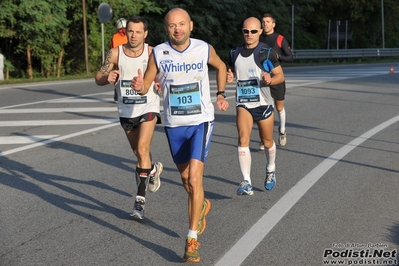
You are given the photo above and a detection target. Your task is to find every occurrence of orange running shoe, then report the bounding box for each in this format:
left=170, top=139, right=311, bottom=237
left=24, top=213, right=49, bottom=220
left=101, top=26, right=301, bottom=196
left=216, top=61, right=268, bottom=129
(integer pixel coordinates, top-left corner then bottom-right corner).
left=197, top=199, right=211, bottom=235
left=182, top=237, right=200, bottom=262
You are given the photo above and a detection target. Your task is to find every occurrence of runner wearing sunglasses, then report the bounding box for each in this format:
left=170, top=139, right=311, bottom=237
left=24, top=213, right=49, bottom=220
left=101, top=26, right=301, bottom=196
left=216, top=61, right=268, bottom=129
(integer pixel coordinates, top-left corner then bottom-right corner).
left=227, top=17, right=285, bottom=195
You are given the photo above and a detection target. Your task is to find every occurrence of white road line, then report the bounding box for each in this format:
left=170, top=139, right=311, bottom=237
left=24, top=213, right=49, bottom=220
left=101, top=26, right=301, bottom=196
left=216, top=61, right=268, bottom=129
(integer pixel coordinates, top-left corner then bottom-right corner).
left=0, top=79, right=93, bottom=90
left=289, top=71, right=387, bottom=76
left=0, top=123, right=118, bottom=157
left=0, top=91, right=111, bottom=109
left=1, top=119, right=118, bottom=127
left=51, top=98, right=113, bottom=103
left=0, top=135, right=59, bottom=144
left=286, top=81, right=328, bottom=88
left=215, top=114, right=399, bottom=266
left=0, top=107, right=117, bottom=114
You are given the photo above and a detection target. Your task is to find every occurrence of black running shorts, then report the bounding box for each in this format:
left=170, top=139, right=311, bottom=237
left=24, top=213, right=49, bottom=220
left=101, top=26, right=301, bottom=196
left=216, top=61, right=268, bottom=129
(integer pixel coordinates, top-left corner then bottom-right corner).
left=119, top=113, right=161, bottom=131
left=270, top=81, right=286, bottom=101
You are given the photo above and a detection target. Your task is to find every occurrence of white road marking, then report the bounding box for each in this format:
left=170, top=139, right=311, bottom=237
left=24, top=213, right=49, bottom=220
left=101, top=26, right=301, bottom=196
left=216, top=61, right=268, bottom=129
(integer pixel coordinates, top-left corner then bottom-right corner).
left=0, top=135, right=59, bottom=144
left=0, top=123, right=118, bottom=157
left=0, top=107, right=117, bottom=114
left=50, top=98, right=113, bottom=103
left=0, top=119, right=118, bottom=127
left=215, top=115, right=399, bottom=266
left=0, top=79, right=94, bottom=90
left=0, top=91, right=111, bottom=110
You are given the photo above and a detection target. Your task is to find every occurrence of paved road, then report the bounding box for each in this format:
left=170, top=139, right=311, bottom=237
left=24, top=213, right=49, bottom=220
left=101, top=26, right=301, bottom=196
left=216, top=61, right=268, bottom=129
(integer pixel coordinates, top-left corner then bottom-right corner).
left=1, top=63, right=399, bottom=266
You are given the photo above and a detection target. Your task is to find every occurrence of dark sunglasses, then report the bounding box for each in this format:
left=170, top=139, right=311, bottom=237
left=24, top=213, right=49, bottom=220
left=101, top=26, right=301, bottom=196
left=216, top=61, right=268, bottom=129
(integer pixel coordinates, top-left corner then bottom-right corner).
left=242, top=29, right=259, bottom=34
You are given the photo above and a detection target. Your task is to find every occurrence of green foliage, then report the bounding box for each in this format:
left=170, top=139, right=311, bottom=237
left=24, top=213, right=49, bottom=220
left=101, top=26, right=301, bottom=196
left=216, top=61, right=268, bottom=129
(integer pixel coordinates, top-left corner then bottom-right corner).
left=4, top=58, right=15, bottom=73
left=310, top=0, right=397, bottom=48
left=0, top=0, right=70, bottom=78
left=0, top=0, right=18, bottom=38
left=87, top=0, right=165, bottom=72
left=0, top=0, right=398, bottom=79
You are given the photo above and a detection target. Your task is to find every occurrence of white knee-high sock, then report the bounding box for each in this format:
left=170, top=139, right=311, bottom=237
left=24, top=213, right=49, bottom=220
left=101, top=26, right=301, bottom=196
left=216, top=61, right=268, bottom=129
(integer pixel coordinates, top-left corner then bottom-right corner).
left=265, top=141, right=276, bottom=172
left=238, top=146, right=251, bottom=184
left=279, top=108, right=286, bottom=133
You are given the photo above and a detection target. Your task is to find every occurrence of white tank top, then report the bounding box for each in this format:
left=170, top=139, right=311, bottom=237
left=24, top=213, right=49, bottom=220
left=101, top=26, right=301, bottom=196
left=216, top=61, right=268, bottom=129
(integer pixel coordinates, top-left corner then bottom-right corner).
left=116, top=43, right=160, bottom=118
left=234, top=52, right=274, bottom=108
left=153, top=39, right=214, bottom=127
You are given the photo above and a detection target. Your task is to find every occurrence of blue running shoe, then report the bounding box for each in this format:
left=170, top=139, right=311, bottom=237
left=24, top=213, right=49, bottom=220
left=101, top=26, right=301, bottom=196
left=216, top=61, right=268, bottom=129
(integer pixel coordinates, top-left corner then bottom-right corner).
left=264, top=172, right=276, bottom=190
left=237, top=180, right=254, bottom=195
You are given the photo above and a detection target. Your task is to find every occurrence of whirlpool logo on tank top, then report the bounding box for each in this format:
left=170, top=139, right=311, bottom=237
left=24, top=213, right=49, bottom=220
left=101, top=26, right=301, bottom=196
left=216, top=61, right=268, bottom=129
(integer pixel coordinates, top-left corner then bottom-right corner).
left=160, top=60, right=204, bottom=73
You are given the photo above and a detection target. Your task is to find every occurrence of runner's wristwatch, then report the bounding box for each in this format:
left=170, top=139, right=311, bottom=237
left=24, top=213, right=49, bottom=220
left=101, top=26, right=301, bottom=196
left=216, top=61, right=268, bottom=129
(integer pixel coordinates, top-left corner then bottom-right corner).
left=216, top=91, right=226, bottom=98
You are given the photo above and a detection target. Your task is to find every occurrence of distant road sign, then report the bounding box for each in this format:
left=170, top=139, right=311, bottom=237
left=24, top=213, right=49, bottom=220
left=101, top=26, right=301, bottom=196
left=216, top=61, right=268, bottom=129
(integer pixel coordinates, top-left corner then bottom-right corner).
left=98, top=3, right=112, bottom=23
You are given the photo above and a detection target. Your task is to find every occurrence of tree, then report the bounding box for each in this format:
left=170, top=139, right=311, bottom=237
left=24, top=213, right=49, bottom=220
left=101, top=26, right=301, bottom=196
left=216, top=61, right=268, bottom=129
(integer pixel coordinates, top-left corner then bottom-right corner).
left=1, top=0, right=399, bottom=79
left=309, top=0, right=399, bottom=48
left=87, top=0, right=164, bottom=70
left=0, top=0, right=70, bottom=79
left=21, top=1, right=70, bottom=78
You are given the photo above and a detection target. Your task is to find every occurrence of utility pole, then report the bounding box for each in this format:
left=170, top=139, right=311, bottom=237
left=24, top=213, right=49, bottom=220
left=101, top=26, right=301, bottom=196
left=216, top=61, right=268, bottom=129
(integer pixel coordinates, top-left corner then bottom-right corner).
left=381, top=0, right=385, bottom=48
left=97, top=3, right=113, bottom=64
left=336, top=20, right=340, bottom=49
left=82, top=0, right=89, bottom=74
left=291, top=5, right=295, bottom=51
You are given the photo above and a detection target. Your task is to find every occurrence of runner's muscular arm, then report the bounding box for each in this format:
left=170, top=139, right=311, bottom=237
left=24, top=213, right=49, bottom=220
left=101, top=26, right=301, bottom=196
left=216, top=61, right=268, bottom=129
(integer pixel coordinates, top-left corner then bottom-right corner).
left=262, top=50, right=285, bottom=85
left=268, top=65, right=284, bottom=85
left=208, top=44, right=229, bottom=111
left=147, top=46, right=161, bottom=93
left=208, top=45, right=227, bottom=93
left=94, top=47, right=119, bottom=86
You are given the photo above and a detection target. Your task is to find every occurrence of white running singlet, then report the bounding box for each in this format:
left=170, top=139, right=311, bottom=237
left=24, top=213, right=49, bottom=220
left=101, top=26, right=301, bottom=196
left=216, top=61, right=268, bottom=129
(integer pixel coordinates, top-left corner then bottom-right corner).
left=153, top=39, right=214, bottom=127
left=234, top=52, right=274, bottom=108
left=116, top=43, right=160, bottom=118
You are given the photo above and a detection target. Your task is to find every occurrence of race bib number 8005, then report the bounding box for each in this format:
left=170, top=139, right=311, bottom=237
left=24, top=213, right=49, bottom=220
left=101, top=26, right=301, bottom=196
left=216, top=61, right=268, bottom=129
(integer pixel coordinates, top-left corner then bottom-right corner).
left=120, top=80, right=147, bottom=104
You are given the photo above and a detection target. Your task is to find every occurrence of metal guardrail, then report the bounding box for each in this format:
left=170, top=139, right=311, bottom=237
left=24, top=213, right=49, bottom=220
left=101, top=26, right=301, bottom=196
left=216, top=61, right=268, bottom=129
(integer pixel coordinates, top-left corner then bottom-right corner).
left=292, top=48, right=399, bottom=59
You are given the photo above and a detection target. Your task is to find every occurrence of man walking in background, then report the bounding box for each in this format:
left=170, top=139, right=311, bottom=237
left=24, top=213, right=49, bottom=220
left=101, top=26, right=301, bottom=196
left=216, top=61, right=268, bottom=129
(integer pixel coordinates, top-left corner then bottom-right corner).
left=259, top=13, right=293, bottom=149
left=110, top=18, right=128, bottom=49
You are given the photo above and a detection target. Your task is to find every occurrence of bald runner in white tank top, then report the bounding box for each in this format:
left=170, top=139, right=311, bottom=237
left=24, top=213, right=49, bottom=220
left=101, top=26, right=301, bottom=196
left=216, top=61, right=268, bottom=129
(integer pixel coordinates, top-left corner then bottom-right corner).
left=152, top=38, right=214, bottom=127
left=152, top=38, right=215, bottom=164
left=234, top=52, right=274, bottom=108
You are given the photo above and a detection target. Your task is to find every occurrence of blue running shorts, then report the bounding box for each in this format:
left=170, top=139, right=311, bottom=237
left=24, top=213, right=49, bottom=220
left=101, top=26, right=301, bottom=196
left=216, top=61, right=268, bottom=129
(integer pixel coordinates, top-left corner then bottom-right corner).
left=164, top=121, right=214, bottom=165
